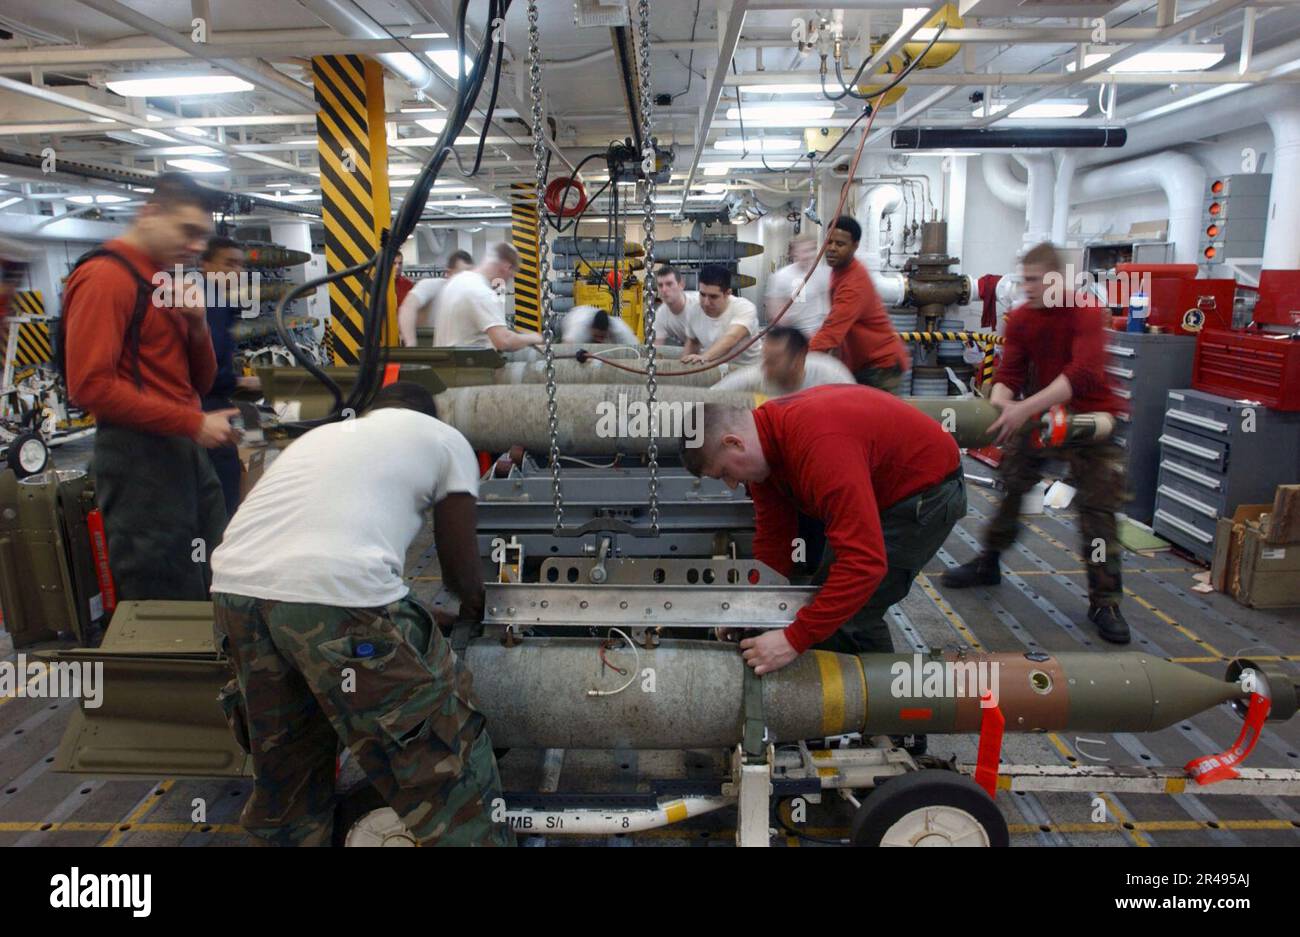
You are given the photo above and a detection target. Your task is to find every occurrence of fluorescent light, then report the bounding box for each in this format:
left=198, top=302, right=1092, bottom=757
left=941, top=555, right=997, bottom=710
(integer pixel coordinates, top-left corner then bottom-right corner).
left=974, top=100, right=1089, bottom=119
left=725, top=103, right=834, bottom=126
left=400, top=106, right=442, bottom=113
left=0, top=197, right=23, bottom=210
left=107, top=74, right=255, bottom=97
left=166, top=158, right=229, bottom=173
left=289, top=187, right=313, bottom=194
left=176, top=126, right=208, bottom=137
left=425, top=198, right=505, bottom=208
left=267, top=183, right=292, bottom=189
left=416, top=117, right=447, bottom=134
left=131, top=186, right=153, bottom=193
left=426, top=51, right=475, bottom=77
left=131, top=128, right=174, bottom=141
left=282, top=137, right=317, bottom=145
left=739, top=83, right=826, bottom=95
left=275, top=193, right=320, bottom=202
left=714, top=137, right=801, bottom=153
left=67, top=194, right=130, bottom=204
left=153, top=145, right=220, bottom=156
left=1066, top=43, right=1226, bottom=74
left=410, top=31, right=449, bottom=39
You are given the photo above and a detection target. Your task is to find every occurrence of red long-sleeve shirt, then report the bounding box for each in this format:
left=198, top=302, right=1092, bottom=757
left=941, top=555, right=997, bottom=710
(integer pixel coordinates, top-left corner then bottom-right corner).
left=810, top=258, right=910, bottom=374
left=995, top=301, right=1125, bottom=414
left=751, top=384, right=960, bottom=653
left=63, top=238, right=216, bottom=438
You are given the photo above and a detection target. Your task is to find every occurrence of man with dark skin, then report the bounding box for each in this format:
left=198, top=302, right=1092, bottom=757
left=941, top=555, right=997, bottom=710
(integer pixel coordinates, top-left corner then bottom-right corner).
left=210, top=382, right=512, bottom=847
left=811, top=215, right=910, bottom=393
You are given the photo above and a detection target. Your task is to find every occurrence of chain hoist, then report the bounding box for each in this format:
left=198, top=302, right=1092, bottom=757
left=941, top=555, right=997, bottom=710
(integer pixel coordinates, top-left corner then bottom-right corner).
left=526, top=0, right=563, bottom=534
left=636, top=0, right=660, bottom=535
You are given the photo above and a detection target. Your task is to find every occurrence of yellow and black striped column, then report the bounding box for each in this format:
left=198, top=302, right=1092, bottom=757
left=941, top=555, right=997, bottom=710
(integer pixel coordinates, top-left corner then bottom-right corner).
left=11, top=292, right=52, bottom=367
left=510, top=182, right=542, bottom=333
left=311, top=54, right=395, bottom=363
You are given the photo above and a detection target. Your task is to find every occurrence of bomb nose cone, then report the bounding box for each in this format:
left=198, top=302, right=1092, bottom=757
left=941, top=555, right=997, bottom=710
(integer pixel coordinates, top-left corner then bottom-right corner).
left=1063, top=654, right=1245, bottom=732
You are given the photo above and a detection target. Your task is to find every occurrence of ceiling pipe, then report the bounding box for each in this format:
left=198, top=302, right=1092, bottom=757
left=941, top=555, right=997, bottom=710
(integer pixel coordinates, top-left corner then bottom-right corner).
left=981, top=153, right=1027, bottom=209
left=1051, top=151, right=1078, bottom=246
left=678, top=0, right=749, bottom=216
left=1262, top=107, right=1300, bottom=270
left=1016, top=153, right=1055, bottom=248
left=71, top=0, right=318, bottom=111
left=298, top=0, right=438, bottom=92
left=894, top=127, right=1127, bottom=148
left=1073, top=152, right=1205, bottom=264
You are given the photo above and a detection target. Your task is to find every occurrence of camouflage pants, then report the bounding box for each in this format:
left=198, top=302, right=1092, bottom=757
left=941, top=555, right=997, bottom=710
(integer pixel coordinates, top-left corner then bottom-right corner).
left=982, top=425, right=1125, bottom=607
left=807, top=473, right=967, bottom=654
left=854, top=363, right=905, bottom=396
left=212, top=592, right=512, bottom=847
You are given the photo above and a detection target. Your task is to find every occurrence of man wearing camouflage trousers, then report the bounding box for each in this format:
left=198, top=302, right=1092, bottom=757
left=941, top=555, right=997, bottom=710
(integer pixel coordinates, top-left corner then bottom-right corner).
left=209, top=382, right=512, bottom=846
left=942, top=243, right=1130, bottom=644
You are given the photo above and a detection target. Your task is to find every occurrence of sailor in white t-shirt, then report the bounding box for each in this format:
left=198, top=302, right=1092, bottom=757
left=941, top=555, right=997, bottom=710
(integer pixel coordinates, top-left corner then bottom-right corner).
left=765, top=236, right=830, bottom=338
left=651, top=265, right=697, bottom=346
left=561, top=305, right=639, bottom=344
left=397, top=250, right=473, bottom=346
left=681, top=264, right=762, bottom=368
left=208, top=381, right=513, bottom=847
left=712, top=325, right=854, bottom=396
left=435, top=242, right=541, bottom=352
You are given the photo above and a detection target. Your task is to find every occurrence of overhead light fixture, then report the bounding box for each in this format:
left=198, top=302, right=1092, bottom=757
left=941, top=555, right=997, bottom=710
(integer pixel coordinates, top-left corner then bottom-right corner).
left=974, top=100, right=1089, bottom=119
left=267, top=183, right=292, bottom=189
left=282, top=137, right=317, bottom=145
left=739, top=83, right=825, bottom=95
left=67, top=194, right=130, bottom=204
left=425, top=198, right=505, bottom=208
left=0, top=196, right=23, bottom=210
left=175, top=126, right=208, bottom=138
left=725, top=103, right=835, bottom=126
left=274, top=193, right=320, bottom=202
left=425, top=51, right=476, bottom=77
left=289, top=187, right=313, bottom=194
left=106, top=73, right=255, bottom=97
left=166, top=158, right=229, bottom=173
left=131, top=128, right=174, bottom=141
left=152, top=145, right=220, bottom=156
left=410, top=31, right=450, bottom=39
left=1066, top=43, right=1226, bottom=73
left=416, top=117, right=447, bottom=134
left=131, top=186, right=154, bottom=193
left=400, top=105, right=442, bottom=113
left=714, top=137, right=801, bottom=153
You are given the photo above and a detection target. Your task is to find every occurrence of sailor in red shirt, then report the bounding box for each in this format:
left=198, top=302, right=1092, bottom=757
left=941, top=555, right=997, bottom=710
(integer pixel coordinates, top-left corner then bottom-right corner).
left=809, top=215, right=910, bottom=393
left=682, top=385, right=966, bottom=673
left=942, top=242, right=1131, bottom=644
left=63, top=173, right=236, bottom=601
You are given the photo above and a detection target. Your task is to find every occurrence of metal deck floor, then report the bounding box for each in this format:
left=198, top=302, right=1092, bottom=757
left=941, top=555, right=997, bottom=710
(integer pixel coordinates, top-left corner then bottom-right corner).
left=3, top=448, right=1299, bottom=847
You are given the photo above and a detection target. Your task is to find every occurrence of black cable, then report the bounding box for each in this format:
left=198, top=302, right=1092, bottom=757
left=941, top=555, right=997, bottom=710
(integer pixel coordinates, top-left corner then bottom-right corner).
left=821, top=22, right=947, bottom=103
left=669, top=0, right=704, bottom=102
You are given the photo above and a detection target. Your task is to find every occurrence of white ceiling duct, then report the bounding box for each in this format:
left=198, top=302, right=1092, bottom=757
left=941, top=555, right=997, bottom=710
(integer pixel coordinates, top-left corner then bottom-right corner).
left=1073, top=152, right=1205, bottom=264
left=981, top=154, right=1027, bottom=210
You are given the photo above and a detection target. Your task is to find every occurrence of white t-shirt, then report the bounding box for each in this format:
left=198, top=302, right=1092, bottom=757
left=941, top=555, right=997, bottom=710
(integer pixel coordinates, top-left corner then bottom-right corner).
left=686, top=295, right=762, bottom=367
left=766, top=262, right=830, bottom=337
left=651, top=291, right=698, bottom=345
left=435, top=270, right=506, bottom=347
left=712, top=351, right=854, bottom=396
left=404, top=277, right=446, bottom=333
left=561, top=306, right=639, bottom=344
left=210, top=408, right=480, bottom=607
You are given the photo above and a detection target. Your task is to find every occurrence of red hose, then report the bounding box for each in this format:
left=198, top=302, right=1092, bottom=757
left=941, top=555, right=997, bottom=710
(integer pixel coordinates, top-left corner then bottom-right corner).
left=545, top=177, right=587, bottom=217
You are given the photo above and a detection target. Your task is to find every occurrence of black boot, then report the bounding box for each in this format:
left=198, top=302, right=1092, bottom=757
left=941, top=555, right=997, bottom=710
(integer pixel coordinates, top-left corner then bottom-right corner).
left=1089, top=604, right=1131, bottom=644
left=941, top=551, right=1002, bottom=589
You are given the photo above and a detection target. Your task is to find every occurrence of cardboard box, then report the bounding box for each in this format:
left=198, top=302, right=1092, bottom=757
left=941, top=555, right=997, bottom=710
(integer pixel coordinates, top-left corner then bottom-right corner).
left=1211, top=504, right=1300, bottom=608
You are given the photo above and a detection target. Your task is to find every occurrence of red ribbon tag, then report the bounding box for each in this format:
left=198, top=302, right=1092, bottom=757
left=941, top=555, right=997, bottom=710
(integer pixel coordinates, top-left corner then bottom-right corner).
left=974, top=690, right=1006, bottom=799
left=86, top=508, right=116, bottom=614
left=1184, top=692, right=1271, bottom=785
left=381, top=363, right=401, bottom=387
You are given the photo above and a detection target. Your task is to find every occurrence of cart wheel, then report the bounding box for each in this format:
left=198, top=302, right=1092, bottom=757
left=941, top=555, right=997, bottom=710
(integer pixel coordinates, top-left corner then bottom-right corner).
left=850, top=769, right=1008, bottom=847
left=6, top=432, right=49, bottom=478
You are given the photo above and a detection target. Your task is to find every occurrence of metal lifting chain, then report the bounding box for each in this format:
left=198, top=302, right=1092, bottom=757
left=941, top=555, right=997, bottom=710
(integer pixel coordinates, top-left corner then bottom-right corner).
left=527, top=0, right=563, bottom=534
left=636, top=0, right=660, bottom=536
